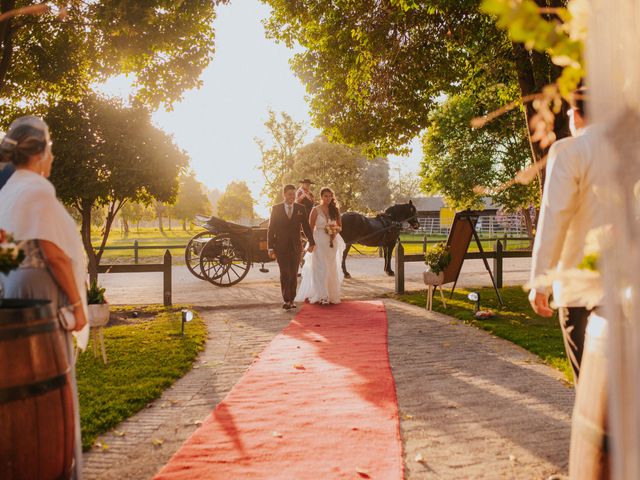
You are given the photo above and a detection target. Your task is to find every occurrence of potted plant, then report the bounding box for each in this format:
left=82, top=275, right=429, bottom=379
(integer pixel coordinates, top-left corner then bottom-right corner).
left=423, top=242, right=451, bottom=285
left=87, top=280, right=109, bottom=327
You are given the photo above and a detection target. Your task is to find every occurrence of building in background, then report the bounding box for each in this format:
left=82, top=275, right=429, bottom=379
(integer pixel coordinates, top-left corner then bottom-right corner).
left=411, top=196, right=528, bottom=236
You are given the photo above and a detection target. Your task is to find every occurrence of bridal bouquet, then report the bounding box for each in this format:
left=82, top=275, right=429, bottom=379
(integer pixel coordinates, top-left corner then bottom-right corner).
left=0, top=229, right=25, bottom=275
left=324, top=221, right=342, bottom=248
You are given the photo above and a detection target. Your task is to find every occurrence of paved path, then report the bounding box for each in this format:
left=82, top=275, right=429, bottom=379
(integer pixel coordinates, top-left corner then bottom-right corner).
left=99, top=256, right=531, bottom=307
left=83, top=295, right=573, bottom=479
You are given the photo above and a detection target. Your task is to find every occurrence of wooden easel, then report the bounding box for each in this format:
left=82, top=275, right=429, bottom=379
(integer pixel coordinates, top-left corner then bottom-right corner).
left=443, top=210, right=504, bottom=307
left=425, top=284, right=447, bottom=311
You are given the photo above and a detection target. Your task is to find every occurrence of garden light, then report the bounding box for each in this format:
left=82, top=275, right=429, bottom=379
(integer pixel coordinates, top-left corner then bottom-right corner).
left=181, top=309, right=194, bottom=335
left=468, top=292, right=480, bottom=313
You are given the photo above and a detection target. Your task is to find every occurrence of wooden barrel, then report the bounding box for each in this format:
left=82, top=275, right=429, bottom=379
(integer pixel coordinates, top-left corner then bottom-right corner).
left=570, top=313, right=610, bottom=479
left=0, top=299, right=75, bottom=480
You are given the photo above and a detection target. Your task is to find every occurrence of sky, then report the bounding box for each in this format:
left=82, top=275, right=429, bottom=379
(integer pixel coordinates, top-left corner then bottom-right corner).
left=101, top=0, right=421, bottom=217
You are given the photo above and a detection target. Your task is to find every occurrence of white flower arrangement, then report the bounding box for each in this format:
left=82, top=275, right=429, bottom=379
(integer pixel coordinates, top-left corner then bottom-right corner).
left=324, top=220, right=341, bottom=248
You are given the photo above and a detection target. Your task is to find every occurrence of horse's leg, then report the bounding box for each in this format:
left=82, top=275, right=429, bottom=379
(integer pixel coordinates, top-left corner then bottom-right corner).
left=342, top=244, right=352, bottom=279
left=385, top=244, right=395, bottom=276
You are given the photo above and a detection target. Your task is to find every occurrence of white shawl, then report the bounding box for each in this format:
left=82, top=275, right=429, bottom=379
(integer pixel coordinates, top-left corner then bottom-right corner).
left=0, top=169, right=90, bottom=349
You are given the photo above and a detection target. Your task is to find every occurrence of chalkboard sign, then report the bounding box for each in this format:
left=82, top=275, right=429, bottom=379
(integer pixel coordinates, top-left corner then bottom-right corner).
left=441, top=210, right=503, bottom=305
left=442, top=211, right=480, bottom=285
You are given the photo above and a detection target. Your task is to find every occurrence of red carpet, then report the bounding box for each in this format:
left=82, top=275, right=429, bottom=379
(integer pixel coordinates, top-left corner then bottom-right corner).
left=155, top=301, right=403, bottom=480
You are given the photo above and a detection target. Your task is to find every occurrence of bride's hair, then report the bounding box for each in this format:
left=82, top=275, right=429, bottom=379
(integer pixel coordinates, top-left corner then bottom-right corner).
left=320, top=187, right=339, bottom=220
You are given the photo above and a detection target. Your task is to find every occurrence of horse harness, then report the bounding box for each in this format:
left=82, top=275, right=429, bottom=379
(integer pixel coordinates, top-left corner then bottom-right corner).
left=349, top=213, right=419, bottom=246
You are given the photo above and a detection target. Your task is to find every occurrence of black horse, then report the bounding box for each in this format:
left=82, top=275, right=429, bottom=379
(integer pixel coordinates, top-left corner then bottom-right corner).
left=340, top=201, right=420, bottom=278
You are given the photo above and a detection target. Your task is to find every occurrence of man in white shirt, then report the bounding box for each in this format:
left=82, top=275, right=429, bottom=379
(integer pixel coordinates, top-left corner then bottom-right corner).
left=529, top=88, right=604, bottom=383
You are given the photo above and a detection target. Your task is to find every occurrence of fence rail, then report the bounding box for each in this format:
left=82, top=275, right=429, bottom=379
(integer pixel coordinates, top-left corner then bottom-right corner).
left=394, top=239, right=532, bottom=294
left=97, top=250, right=173, bottom=306
left=97, top=241, right=187, bottom=264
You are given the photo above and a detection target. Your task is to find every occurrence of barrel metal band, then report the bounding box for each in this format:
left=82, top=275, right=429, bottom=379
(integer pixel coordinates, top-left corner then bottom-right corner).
left=0, top=320, right=58, bottom=341
left=0, top=371, right=69, bottom=404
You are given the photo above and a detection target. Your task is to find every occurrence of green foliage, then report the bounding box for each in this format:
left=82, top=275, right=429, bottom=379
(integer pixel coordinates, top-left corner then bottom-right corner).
left=255, top=109, right=307, bottom=204
left=48, top=95, right=188, bottom=208
left=262, top=0, right=573, bottom=198
left=46, top=94, right=189, bottom=277
left=172, top=172, right=212, bottom=230
left=76, top=306, right=207, bottom=449
left=286, top=136, right=390, bottom=212
left=217, top=181, right=255, bottom=222
left=394, top=286, right=573, bottom=383
left=87, top=280, right=107, bottom=305
left=579, top=253, right=598, bottom=272
left=424, top=242, right=451, bottom=275
left=390, top=167, right=422, bottom=204
left=0, top=1, right=228, bottom=111
left=421, top=89, right=538, bottom=211
left=481, top=0, right=584, bottom=97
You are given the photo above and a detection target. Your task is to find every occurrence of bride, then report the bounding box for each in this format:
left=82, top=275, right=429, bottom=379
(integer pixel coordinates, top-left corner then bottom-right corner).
left=296, top=187, right=346, bottom=305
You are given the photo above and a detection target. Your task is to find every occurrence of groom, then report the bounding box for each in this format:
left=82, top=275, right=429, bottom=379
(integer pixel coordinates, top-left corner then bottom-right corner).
left=268, top=184, right=315, bottom=309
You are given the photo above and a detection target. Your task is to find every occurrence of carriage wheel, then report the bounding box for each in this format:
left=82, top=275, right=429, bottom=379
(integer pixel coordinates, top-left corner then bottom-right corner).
left=199, top=236, right=251, bottom=287
left=185, top=231, right=219, bottom=280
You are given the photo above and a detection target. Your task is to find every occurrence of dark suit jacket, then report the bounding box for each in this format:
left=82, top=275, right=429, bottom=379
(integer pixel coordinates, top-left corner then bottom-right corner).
left=267, top=202, right=315, bottom=255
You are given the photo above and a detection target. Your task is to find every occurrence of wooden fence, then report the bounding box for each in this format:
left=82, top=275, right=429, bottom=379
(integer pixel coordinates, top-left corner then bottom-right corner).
left=394, top=239, right=532, bottom=294
left=97, top=250, right=173, bottom=306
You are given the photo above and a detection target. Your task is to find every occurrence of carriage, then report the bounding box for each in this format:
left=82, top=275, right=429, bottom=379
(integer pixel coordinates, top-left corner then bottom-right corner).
left=185, top=216, right=273, bottom=287
left=185, top=201, right=419, bottom=287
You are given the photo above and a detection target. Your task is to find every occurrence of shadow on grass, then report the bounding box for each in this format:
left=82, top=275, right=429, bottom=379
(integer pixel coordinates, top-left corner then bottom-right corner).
left=76, top=305, right=207, bottom=449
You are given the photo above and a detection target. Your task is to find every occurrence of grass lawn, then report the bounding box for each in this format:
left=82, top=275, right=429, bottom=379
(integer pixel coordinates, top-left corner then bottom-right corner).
left=76, top=305, right=207, bottom=449
left=391, top=286, right=573, bottom=384
left=91, top=227, right=202, bottom=264
left=91, top=227, right=532, bottom=263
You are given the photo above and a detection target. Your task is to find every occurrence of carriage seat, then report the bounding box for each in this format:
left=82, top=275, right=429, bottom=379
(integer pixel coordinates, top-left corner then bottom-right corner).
left=203, top=215, right=262, bottom=235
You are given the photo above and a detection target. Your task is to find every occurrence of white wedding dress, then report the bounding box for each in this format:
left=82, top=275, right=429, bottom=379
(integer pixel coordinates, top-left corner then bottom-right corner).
left=295, top=210, right=346, bottom=304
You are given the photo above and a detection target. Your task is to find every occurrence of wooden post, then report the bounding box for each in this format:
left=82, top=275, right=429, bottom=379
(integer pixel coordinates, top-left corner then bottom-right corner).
left=395, top=240, right=405, bottom=294
left=163, top=250, right=172, bottom=307
left=378, top=246, right=383, bottom=257
left=422, top=235, right=427, bottom=253
left=134, top=240, right=139, bottom=264
left=493, top=240, right=503, bottom=289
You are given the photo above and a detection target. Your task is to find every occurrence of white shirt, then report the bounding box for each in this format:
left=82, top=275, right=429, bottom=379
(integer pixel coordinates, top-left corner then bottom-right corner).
left=529, top=126, right=607, bottom=307
left=285, top=202, right=293, bottom=218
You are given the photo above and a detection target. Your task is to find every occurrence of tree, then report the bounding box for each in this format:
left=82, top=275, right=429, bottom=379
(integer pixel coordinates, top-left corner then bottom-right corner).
left=0, top=1, right=228, bottom=111
left=119, top=202, right=152, bottom=236
left=255, top=109, right=306, bottom=204
left=286, top=136, right=389, bottom=212
left=420, top=89, right=538, bottom=234
left=217, top=181, right=255, bottom=222
left=172, top=172, right=212, bottom=230
left=207, top=188, right=222, bottom=216
left=47, top=95, right=189, bottom=280
left=359, top=157, right=391, bottom=212
left=262, top=0, right=571, bottom=183
left=153, top=200, right=167, bottom=234
left=390, top=168, right=422, bottom=204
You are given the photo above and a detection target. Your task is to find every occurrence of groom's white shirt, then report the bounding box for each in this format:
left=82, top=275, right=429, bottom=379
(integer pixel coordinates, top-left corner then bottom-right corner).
left=529, top=125, right=606, bottom=307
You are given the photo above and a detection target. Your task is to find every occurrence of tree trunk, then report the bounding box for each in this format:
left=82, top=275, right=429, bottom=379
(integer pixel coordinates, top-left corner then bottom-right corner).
left=80, top=198, right=123, bottom=285
left=183, top=219, right=187, bottom=231
left=511, top=43, right=572, bottom=196
left=79, top=199, right=99, bottom=284
left=156, top=204, right=164, bottom=233
left=521, top=206, right=534, bottom=245
left=122, top=217, right=129, bottom=237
